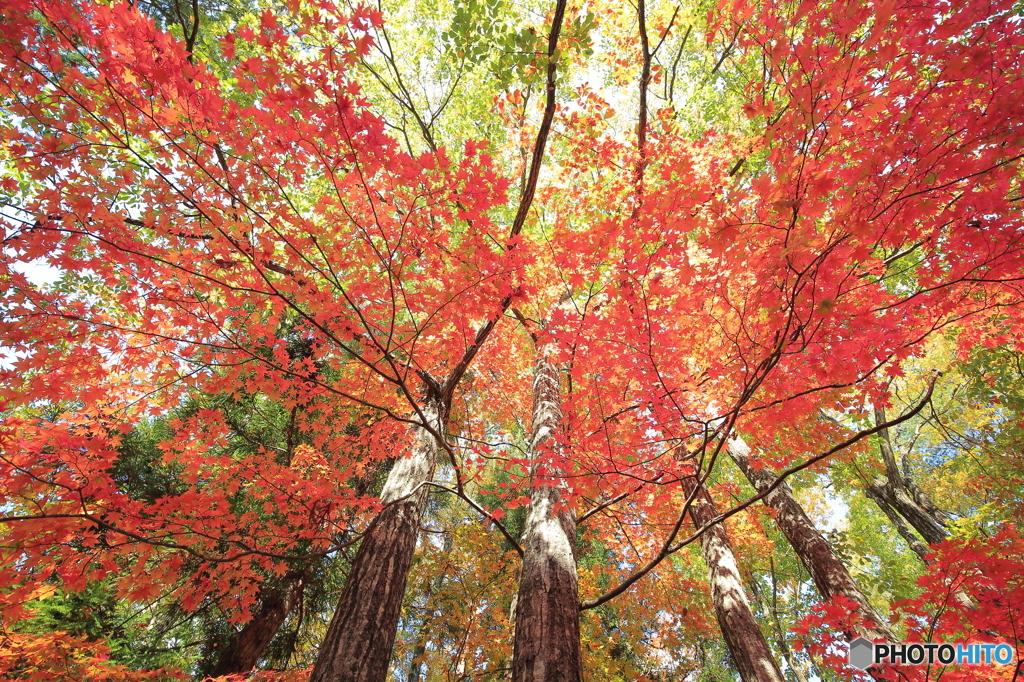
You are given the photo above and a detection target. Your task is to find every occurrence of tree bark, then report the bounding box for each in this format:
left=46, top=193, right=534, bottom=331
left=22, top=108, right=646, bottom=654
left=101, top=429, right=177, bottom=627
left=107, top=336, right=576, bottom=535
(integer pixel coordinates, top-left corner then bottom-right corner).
left=859, top=405, right=951, bottom=563
left=864, top=486, right=933, bottom=561
left=209, top=575, right=305, bottom=676
left=867, top=479, right=949, bottom=545
left=726, top=436, right=895, bottom=643
left=310, top=396, right=444, bottom=682
left=748, top=560, right=811, bottom=682
left=866, top=410, right=981, bottom=612
left=680, top=475, right=786, bottom=682
left=869, top=407, right=950, bottom=545
left=512, top=355, right=583, bottom=682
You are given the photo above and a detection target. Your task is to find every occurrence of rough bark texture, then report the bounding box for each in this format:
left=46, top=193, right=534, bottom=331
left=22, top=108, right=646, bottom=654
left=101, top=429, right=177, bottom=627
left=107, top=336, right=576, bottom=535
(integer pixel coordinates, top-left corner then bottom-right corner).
left=209, top=576, right=305, bottom=677
left=870, top=408, right=950, bottom=543
left=864, top=486, right=934, bottom=560
left=680, top=475, right=786, bottom=682
left=866, top=479, right=950, bottom=545
left=865, top=412, right=980, bottom=613
left=512, top=355, right=583, bottom=682
left=866, top=414, right=983, bottom=615
left=863, top=407, right=951, bottom=557
left=310, top=397, right=443, bottom=682
left=726, top=437, right=895, bottom=643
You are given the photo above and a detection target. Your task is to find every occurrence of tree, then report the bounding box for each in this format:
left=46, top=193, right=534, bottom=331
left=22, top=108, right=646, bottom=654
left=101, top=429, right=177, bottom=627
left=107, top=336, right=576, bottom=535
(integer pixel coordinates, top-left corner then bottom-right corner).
left=2, top=0, right=1023, bottom=679
left=727, top=435, right=895, bottom=643
left=511, top=350, right=582, bottom=682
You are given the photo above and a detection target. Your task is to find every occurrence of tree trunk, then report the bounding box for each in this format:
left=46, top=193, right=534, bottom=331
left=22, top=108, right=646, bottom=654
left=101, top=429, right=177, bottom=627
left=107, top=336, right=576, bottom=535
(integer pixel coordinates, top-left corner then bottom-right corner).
left=726, top=436, right=895, bottom=643
left=870, top=407, right=950, bottom=546
left=310, top=397, right=444, bottom=682
left=866, top=413, right=979, bottom=612
left=870, top=480, right=949, bottom=545
left=406, top=641, right=427, bottom=682
left=209, top=575, right=305, bottom=676
left=864, top=486, right=933, bottom=561
left=680, top=475, right=786, bottom=682
left=749, top=560, right=811, bottom=682
left=512, top=355, right=583, bottom=682
left=865, top=475, right=949, bottom=546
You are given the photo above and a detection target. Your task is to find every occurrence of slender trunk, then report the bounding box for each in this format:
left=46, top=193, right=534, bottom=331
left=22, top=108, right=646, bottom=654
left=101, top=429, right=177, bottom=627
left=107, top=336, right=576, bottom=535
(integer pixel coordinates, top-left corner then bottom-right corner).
left=865, top=486, right=933, bottom=560
left=871, top=407, right=950, bottom=545
left=890, top=486, right=948, bottom=545
left=209, top=576, right=305, bottom=676
left=726, top=436, right=895, bottom=643
left=310, top=397, right=444, bottom=682
left=512, top=355, right=583, bottom=682
left=866, top=477, right=949, bottom=545
left=680, top=475, right=786, bottom=682
left=823, top=407, right=949, bottom=559
left=406, top=642, right=427, bottom=682
left=765, top=561, right=811, bottom=682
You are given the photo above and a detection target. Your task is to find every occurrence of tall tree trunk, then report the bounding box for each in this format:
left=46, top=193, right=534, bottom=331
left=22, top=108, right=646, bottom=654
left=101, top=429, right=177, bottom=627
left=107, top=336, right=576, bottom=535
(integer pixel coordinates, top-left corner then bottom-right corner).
left=864, top=487, right=933, bottom=561
left=512, top=355, right=583, bottom=682
left=865, top=479, right=949, bottom=545
left=867, top=407, right=950, bottom=545
left=821, top=406, right=950, bottom=558
left=865, top=483, right=978, bottom=614
left=310, top=396, right=444, bottom=682
left=680, top=475, right=786, bottom=682
left=209, top=575, right=305, bottom=676
left=866, top=409, right=981, bottom=613
left=406, top=642, right=427, bottom=682
left=726, top=436, right=895, bottom=643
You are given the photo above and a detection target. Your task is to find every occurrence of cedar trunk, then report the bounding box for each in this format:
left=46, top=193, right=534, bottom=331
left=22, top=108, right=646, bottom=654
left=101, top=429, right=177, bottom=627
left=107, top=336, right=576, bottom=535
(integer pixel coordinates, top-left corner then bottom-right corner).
left=310, top=398, right=443, bottom=682
left=726, top=437, right=895, bottom=643
left=512, top=355, right=583, bottom=682
left=209, top=576, right=305, bottom=677
left=680, top=476, right=786, bottom=682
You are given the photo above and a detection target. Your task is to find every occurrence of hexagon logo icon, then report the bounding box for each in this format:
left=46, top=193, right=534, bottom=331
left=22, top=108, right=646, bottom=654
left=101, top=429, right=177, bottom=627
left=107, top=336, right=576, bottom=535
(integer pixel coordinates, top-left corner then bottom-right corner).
left=849, top=637, right=875, bottom=670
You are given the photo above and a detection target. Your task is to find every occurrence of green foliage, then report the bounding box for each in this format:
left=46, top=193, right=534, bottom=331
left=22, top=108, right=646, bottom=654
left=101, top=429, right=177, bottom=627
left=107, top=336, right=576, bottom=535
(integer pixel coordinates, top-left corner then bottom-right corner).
left=22, top=581, right=186, bottom=671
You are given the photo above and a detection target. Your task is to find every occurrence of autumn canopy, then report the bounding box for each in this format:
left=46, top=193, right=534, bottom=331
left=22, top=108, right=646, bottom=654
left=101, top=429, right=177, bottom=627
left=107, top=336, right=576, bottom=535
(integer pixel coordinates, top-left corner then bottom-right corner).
left=1, top=0, right=1023, bottom=679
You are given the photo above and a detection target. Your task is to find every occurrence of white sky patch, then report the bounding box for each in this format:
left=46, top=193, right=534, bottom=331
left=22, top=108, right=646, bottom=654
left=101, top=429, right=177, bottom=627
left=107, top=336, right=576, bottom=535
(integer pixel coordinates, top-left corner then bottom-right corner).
left=796, top=478, right=851, bottom=533
left=10, top=259, right=61, bottom=286
left=818, top=484, right=851, bottom=532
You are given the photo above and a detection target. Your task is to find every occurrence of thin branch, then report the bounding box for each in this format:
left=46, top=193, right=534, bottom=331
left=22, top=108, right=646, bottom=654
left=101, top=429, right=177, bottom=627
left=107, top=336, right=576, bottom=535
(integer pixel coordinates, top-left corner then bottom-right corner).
left=580, top=372, right=940, bottom=610
left=422, top=482, right=523, bottom=557
left=440, top=0, right=568, bottom=404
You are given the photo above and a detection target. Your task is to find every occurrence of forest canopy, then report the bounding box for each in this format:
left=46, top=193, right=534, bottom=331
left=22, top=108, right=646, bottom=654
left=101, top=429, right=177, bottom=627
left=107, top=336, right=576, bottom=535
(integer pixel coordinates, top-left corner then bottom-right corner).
left=1, top=0, right=1023, bottom=679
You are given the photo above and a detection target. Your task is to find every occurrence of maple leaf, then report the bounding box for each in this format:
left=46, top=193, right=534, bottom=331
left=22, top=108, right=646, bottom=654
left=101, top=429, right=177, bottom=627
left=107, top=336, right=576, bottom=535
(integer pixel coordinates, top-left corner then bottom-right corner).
left=2, top=0, right=1023, bottom=678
